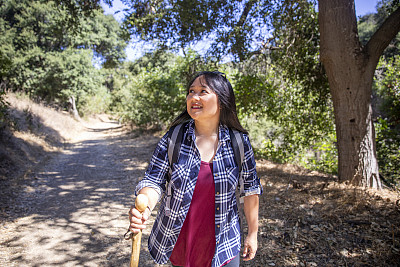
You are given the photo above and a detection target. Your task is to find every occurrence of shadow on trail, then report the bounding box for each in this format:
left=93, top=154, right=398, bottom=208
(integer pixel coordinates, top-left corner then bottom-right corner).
left=1, top=126, right=162, bottom=266
left=0, top=107, right=64, bottom=226
left=85, top=124, right=123, bottom=133
left=2, top=125, right=399, bottom=267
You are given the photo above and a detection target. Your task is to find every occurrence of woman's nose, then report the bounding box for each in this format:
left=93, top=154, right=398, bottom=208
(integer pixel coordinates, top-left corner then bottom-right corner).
left=192, top=94, right=200, bottom=100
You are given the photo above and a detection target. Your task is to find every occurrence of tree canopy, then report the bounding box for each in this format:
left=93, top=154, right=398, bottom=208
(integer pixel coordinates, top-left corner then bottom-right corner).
left=0, top=0, right=128, bottom=112
left=122, top=0, right=277, bottom=61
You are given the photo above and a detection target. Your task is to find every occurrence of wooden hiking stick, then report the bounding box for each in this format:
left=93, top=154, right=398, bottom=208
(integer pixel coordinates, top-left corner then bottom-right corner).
left=127, top=194, right=148, bottom=267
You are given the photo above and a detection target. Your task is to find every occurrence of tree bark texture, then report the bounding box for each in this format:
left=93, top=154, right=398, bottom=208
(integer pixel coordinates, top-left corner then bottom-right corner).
left=318, top=0, right=381, bottom=188
left=319, top=0, right=400, bottom=188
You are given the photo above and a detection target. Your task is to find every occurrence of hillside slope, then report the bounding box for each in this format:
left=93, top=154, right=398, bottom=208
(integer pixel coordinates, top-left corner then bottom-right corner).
left=0, top=93, right=85, bottom=221
left=1, top=93, right=83, bottom=178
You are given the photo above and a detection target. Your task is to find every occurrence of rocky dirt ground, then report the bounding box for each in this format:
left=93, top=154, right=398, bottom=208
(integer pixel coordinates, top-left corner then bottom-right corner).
left=0, top=114, right=399, bottom=266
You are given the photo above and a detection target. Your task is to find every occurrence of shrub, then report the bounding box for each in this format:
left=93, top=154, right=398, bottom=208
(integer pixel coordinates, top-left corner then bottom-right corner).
left=375, top=117, right=400, bottom=187
left=374, top=56, right=400, bottom=187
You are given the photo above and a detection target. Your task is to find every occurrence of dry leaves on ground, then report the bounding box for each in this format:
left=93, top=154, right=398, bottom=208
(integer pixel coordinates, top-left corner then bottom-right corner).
left=247, top=160, right=400, bottom=267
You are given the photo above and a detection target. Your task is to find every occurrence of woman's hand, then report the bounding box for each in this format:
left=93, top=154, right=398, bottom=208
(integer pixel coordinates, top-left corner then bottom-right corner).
left=242, top=194, right=259, bottom=261
left=127, top=188, right=159, bottom=235
left=128, top=205, right=151, bottom=234
left=242, top=232, right=257, bottom=261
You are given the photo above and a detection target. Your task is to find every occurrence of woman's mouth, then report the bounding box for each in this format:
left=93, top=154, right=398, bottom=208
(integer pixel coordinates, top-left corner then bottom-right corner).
left=191, top=104, right=202, bottom=109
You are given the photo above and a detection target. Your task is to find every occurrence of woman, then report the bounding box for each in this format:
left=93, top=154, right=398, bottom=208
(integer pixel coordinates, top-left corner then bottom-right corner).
left=128, top=71, right=262, bottom=267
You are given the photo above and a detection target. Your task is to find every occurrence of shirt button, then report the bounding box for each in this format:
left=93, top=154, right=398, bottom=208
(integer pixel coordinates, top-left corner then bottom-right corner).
left=216, top=207, right=220, bottom=210
left=216, top=192, right=220, bottom=195
left=217, top=225, right=220, bottom=228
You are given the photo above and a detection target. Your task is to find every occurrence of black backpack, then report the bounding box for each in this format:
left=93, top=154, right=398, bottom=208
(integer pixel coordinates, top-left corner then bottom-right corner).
left=166, top=122, right=245, bottom=180
left=165, top=123, right=247, bottom=234
left=166, top=123, right=246, bottom=205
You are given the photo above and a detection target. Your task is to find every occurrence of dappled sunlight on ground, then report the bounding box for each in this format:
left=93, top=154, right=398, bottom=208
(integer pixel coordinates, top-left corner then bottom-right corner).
left=254, top=160, right=400, bottom=267
left=0, top=120, right=158, bottom=266
left=1, top=110, right=399, bottom=266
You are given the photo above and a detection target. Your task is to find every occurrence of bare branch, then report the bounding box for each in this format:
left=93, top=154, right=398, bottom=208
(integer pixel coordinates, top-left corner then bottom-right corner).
left=366, top=6, right=400, bottom=65
left=236, top=0, right=257, bottom=28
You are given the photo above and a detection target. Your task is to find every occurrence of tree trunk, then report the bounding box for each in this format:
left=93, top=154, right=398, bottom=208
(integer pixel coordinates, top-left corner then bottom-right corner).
left=68, top=96, right=81, bottom=121
left=318, top=0, right=381, bottom=188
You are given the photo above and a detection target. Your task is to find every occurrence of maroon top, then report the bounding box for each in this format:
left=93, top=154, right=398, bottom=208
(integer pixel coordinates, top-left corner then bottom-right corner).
left=170, top=161, right=216, bottom=267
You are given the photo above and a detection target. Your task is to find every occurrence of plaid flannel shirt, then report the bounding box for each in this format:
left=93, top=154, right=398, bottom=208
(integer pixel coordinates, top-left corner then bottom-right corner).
left=135, top=120, right=262, bottom=267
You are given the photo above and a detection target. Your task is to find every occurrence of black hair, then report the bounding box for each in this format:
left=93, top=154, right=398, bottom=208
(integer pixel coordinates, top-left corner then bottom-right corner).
left=170, top=71, right=248, bottom=134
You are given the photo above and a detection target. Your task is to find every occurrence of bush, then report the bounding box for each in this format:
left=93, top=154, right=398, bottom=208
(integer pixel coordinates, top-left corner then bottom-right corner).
left=232, top=56, right=336, bottom=173
left=121, top=69, right=186, bottom=127
left=374, top=56, right=400, bottom=187
left=375, top=117, right=400, bottom=187
left=0, top=88, right=10, bottom=129
left=375, top=56, right=400, bottom=124
left=109, top=50, right=217, bottom=129
left=300, top=133, right=338, bottom=174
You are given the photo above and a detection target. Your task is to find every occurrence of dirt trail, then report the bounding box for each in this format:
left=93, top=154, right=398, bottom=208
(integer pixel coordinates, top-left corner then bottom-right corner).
left=1, top=117, right=399, bottom=267
left=0, top=119, right=164, bottom=267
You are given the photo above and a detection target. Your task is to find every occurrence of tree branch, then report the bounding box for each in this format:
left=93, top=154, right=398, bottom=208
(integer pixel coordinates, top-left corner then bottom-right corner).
left=366, top=6, right=400, bottom=65
left=237, top=0, right=257, bottom=28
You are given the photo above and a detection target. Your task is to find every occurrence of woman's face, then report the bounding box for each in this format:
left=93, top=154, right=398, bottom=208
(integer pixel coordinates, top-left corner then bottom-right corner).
left=186, top=76, right=220, bottom=124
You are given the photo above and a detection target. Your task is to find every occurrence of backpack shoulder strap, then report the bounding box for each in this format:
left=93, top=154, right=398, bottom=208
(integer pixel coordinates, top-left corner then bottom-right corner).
left=229, top=128, right=246, bottom=238
left=229, top=128, right=246, bottom=207
left=169, top=125, right=244, bottom=174
left=167, top=123, right=185, bottom=180
left=228, top=128, right=245, bottom=172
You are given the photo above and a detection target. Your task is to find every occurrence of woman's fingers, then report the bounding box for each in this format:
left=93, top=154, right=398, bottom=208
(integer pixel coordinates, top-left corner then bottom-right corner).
left=129, top=219, right=147, bottom=232
left=129, top=205, right=141, bottom=218
left=130, top=217, right=147, bottom=225
left=142, top=207, right=151, bottom=221
left=242, top=234, right=257, bottom=261
left=128, top=206, right=148, bottom=232
left=243, top=250, right=256, bottom=261
left=242, top=244, right=256, bottom=261
left=129, top=222, right=146, bottom=233
left=242, top=245, right=248, bottom=258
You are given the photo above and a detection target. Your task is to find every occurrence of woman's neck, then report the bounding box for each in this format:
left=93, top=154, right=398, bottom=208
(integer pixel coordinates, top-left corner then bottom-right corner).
left=194, top=120, right=219, bottom=162
left=194, top=120, right=219, bottom=137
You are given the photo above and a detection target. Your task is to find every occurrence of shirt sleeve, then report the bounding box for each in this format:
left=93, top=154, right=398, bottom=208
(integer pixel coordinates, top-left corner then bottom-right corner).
left=239, top=133, right=263, bottom=199
left=135, top=132, right=170, bottom=202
